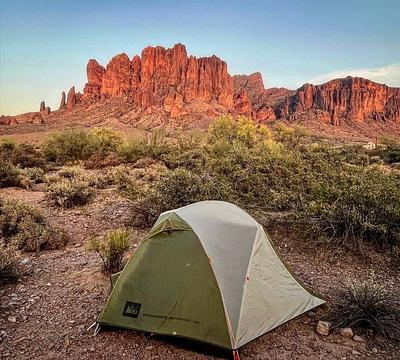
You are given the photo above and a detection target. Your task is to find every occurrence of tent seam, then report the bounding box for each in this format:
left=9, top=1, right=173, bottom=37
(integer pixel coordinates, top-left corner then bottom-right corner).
left=176, top=216, right=236, bottom=349
left=233, top=223, right=262, bottom=349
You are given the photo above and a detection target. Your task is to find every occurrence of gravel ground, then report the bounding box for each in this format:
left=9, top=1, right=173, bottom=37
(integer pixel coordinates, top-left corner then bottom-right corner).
left=1, top=187, right=399, bottom=359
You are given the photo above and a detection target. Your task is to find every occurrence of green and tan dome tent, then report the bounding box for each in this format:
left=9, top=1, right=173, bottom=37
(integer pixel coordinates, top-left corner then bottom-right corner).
left=96, top=201, right=324, bottom=351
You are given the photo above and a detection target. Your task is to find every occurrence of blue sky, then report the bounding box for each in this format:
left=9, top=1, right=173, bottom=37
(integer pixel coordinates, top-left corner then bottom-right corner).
left=1, top=0, right=399, bottom=115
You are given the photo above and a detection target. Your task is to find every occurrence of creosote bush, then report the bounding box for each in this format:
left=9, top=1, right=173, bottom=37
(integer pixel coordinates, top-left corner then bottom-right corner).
left=329, top=281, right=400, bottom=340
left=0, top=198, right=68, bottom=251
left=87, top=228, right=131, bottom=273
left=46, top=179, right=93, bottom=208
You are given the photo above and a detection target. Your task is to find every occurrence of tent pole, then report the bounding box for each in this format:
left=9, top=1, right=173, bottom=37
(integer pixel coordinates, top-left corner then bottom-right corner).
left=232, top=350, right=241, bottom=360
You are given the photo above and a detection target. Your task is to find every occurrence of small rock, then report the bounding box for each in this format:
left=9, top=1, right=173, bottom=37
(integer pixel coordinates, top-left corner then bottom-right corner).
left=315, top=320, right=331, bottom=336
left=302, top=317, right=311, bottom=324
left=340, top=327, right=354, bottom=338
left=308, top=311, right=316, bottom=317
left=7, top=315, right=17, bottom=323
left=352, top=350, right=362, bottom=355
left=20, top=258, right=30, bottom=265
left=372, top=347, right=378, bottom=354
left=46, top=283, right=52, bottom=287
left=353, top=335, right=364, bottom=342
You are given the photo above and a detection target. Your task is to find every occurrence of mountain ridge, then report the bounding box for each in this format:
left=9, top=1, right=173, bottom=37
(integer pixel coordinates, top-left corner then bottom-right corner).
left=1, top=43, right=399, bottom=131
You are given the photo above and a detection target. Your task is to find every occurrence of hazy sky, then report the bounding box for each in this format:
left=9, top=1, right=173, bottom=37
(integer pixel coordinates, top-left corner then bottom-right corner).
left=1, top=0, right=400, bottom=115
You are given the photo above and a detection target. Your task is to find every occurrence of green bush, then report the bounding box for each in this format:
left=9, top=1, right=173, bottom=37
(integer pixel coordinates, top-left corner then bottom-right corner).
left=128, top=168, right=221, bottom=227
left=11, top=144, right=46, bottom=169
left=0, top=198, right=68, bottom=251
left=305, top=166, right=400, bottom=251
left=379, top=136, right=400, bottom=164
left=0, top=160, right=21, bottom=187
left=87, top=228, right=131, bottom=273
left=119, top=130, right=170, bottom=163
left=46, top=179, right=94, bottom=208
left=43, top=129, right=90, bottom=163
left=43, top=128, right=123, bottom=165
left=329, top=281, right=400, bottom=340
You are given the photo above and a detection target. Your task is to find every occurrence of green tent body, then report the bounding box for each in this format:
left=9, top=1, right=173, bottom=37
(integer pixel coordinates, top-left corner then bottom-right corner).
left=98, top=201, right=324, bottom=349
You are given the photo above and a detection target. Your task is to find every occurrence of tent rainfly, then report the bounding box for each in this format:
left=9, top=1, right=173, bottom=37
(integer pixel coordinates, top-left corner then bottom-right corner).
left=96, top=201, right=324, bottom=350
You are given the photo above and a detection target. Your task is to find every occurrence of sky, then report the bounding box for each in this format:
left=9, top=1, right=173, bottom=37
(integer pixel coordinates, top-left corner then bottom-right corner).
left=1, top=0, right=400, bottom=115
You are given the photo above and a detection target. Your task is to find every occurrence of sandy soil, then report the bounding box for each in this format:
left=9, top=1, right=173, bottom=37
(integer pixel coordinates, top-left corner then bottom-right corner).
left=0, top=187, right=399, bottom=359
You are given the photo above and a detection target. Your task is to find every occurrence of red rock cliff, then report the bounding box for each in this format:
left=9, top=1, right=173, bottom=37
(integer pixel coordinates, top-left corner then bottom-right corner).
left=82, top=43, right=234, bottom=117
left=277, top=77, right=400, bottom=124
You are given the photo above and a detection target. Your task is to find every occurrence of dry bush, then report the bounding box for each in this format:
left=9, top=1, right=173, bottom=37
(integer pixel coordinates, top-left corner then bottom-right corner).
left=0, top=140, right=46, bottom=169
left=46, top=179, right=93, bottom=208
left=0, top=240, right=21, bottom=283
left=0, top=198, right=68, bottom=251
left=47, top=166, right=108, bottom=189
left=84, top=153, right=120, bottom=169
left=0, top=160, right=21, bottom=188
left=329, top=281, right=400, bottom=340
left=87, top=228, right=131, bottom=273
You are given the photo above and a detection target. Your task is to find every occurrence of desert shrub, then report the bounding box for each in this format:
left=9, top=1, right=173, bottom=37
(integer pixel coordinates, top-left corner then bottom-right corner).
left=160, top=145, right=207, bottom=171
left=208, top=115, right=272, bottom=147
left=119, top=130, right=170, bottom=163
left=43, top=128, right=123, bottom=165
left=46, top=166, right=107, bottom=189
left=11, top=144, right=46, bottom=169
left=379, top=136, right=400, bottom=164
left=0, top=198, right=68, bottom=251
left=118, top=139, right=144, bottom=163
left=84, top=153, right=120, bottom=169
left=273, top=123, right=310, bottom=148
left=0, top=240, right=21, bottom=282
left=46, top=179, right=93, bottom=208
left=1, top=141, right=45, bottom=168
left=0, top=140, right=17, bottom=159
left=0, top=160, right=21, bottom=187
left=85, top=128, right=123, bottom=157
left=43, top=129, right=90, bottom=164
left=329, top=281, right=400, bottom=340
left=128, top=168, right=221, bottom=227
left=19, top=167, right=46, bottom=189
left=87, top=228, right=131, bottom=273
left=138, top=130, right=170, bottom=159
left=305, top=166, right=400, bottom=251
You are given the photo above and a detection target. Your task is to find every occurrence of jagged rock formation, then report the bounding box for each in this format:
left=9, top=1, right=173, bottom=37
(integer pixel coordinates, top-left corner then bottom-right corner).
left=2, top=44, right=400, bottom=129
left=233, top=73, right=293, bottom=121
left=82, top=43, right=233, bottom=117
left=67, top=86, right=76, bottom=110
left=275, top=77, right=400, bottom=125
left=59, top=91, right=66, bottom=109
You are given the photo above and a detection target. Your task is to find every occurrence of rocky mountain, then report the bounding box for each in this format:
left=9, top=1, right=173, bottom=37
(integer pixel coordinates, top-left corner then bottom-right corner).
left=1, top=43, right=400, bottom=129
left=275, top=77, right=400, bottom=125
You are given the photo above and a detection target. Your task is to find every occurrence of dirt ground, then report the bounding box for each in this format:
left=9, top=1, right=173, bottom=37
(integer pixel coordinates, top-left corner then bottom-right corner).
left=0, top=187, right=399, bottom=360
